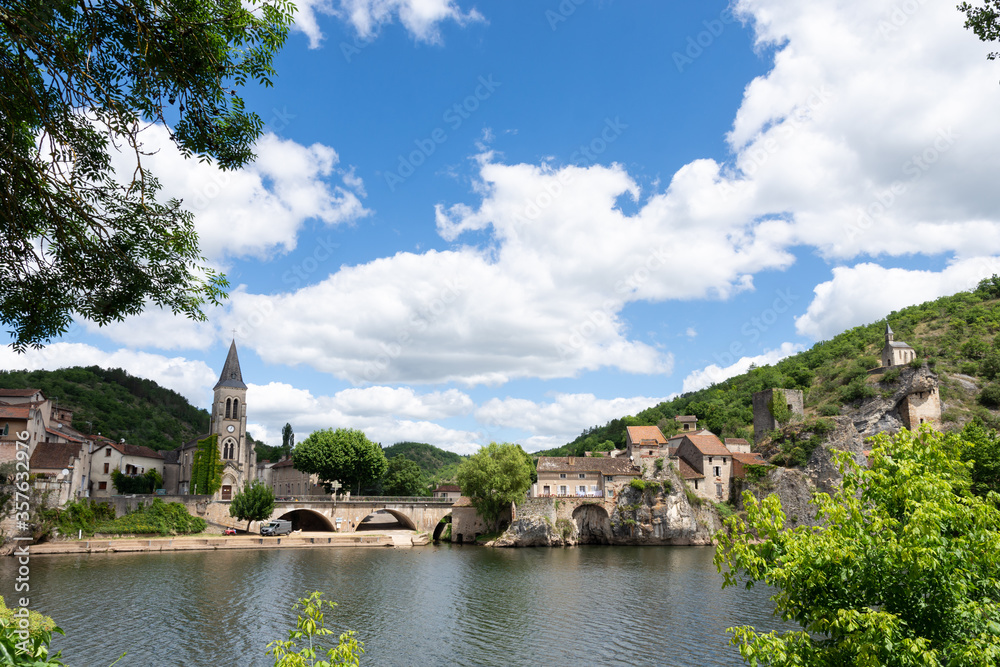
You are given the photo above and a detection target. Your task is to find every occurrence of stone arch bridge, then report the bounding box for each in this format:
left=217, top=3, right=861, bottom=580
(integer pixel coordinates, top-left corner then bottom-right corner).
left=267, top=498, right=454, bottom=533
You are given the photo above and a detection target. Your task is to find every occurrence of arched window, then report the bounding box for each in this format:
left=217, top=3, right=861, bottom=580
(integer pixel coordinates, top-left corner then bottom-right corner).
left=232, top=398, right=240, bottom=420
left=225, top=398, right=231, bottom=419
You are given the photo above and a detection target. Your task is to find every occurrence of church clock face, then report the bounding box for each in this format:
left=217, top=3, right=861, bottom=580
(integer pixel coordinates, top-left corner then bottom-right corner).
left=227, top=425, right=235, bottom=433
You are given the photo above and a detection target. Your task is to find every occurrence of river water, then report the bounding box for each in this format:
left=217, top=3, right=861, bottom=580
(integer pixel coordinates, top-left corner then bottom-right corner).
left=1, top=544, right=791, bottom=666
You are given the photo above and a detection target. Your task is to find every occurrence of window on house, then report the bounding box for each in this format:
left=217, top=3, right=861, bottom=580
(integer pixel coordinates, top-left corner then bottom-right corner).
left=694, top=479, right=699, bottom=489
left=713, top=466, right=721, bottom=477
left=559, top=473, right=566, bottom=479
left=605, top=476, right=613, bottom=483
left=577, top=485, right=586, bottom=495
left=716, top=483, right=723, bottom=497
left=103, top=463, right=109, bottom=474
left=98, top=481, right=107, bottom=490
left=578, top=473, right=586, bottom=479
left=559, top=485, right=567, bottom=495
left=1, top=423, right=7, bottom=436
left=105, top=448, right=111, bottom=456
left=708, top=457, right=713, bottom=463
left=543, top=485, right=550, bottom=495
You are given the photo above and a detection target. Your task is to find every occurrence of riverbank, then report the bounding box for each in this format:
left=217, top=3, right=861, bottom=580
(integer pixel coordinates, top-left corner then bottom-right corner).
left=24, top=531, right=430, bottom=555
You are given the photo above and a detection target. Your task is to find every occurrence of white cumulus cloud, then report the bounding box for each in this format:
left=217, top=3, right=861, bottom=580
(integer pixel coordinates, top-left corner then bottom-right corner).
left=682, top=342, right=805, bottom=393
left=795, top=257, right=1000, bottom=340
left=292, top=0, right=483, bottom=48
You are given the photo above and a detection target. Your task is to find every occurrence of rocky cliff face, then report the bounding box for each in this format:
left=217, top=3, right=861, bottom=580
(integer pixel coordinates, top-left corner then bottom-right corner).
left=737, top=364, right=940, bottom=526
left=491, top=470, right=718, bottom=548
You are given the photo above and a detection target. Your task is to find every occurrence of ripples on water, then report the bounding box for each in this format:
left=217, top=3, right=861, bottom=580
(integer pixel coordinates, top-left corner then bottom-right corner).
left=0, top=545, right=791, bottom=666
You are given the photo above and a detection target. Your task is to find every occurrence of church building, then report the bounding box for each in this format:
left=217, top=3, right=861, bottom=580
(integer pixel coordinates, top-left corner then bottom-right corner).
left=162, top=341, right=256, bottom=499
left=881, top=323, right=916, bottom=367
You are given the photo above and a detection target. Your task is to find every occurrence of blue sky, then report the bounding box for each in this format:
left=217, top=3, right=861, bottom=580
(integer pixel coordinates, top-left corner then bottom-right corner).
left=6, top=0, right=1000, bottom=453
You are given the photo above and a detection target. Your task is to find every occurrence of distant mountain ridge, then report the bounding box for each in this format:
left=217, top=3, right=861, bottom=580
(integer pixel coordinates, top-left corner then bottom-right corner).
left=538, top=277, right=1000, bottom=457
left=0, top=366, right=209, bottom=451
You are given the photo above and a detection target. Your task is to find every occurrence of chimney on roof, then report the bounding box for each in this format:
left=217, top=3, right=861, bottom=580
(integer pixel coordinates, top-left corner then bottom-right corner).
left=568, top=456, right=574, bottom=465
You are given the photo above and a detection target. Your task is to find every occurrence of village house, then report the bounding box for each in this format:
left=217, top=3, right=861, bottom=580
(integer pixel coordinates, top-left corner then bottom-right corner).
left=670, top=432, right=733, bottom=502
left=674, top=415, right=698, bottom=433
left=29, top=440, right=92, bottom=505
left=88, top=438, right=165, bottom=498
left=433, top=484, right=462, bottom=500
left=531, top=456, right=640, bottom=499
left=270, top=457, right=326, bottom=498
left=0, top=388, right=50, bottom=458
left=625, top=425, right=670, bottom=474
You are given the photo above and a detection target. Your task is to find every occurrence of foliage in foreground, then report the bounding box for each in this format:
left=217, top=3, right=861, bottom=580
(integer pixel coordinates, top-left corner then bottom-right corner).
left=48, top=498, right=206, bottom=537
left=715, top=427, right=1000, bottom=666
left=0, top=596, right=63, bottom=666
left=456, top=442, right=533, bottom=532
left=267, top=592, right=363, bottom=667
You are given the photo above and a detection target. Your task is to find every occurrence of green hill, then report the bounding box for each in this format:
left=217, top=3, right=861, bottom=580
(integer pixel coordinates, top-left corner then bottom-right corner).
left=383, top=441, right=466, bottom=487
left=538, top=276, right=1000, bottom=457
left=0, top=366, right=209, bottom=451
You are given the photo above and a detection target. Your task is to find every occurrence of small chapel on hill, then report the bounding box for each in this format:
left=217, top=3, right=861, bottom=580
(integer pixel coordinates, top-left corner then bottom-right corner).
left=162, top=341, right=256, bottom=499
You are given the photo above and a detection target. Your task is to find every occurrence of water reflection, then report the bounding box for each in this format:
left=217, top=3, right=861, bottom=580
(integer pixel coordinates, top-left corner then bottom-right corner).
left=0, top=546, right=790, bottom=666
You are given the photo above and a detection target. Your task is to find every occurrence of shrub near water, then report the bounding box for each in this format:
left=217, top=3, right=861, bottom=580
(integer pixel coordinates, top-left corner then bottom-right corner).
left=51, top=498, right=205, bottom=536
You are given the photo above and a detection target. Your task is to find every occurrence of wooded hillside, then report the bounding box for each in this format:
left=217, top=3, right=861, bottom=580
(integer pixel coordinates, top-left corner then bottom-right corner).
left=538, top=276, right=1000, bottom=457
left=0, top=366, right=209, bottom=451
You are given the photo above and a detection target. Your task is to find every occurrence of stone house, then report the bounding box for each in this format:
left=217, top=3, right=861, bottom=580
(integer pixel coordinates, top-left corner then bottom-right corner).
left=671, top=432, right=733, bottom=502
left=88, top=438, right=165, bottom=497
left=674, top=415, right=698, bottom=433
left=29, top=440, right=92, bottom=505
left=724, top=438, right=751, bottom=453
left=433, top=484, right=462, bottom=499
left=625, top=425, right=669, bottom=473
left=532, top=456, right=640, bottom=499
left=730, top=451, right=768, bottom=480
left=0, top=390, right=49, bottom=458
left=270, top=457, right=326, bottom=498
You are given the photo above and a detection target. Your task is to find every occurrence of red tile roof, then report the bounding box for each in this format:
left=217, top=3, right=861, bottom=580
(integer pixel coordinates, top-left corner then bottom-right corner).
left=434, top=485, right=461, bottom=493
left=732, top=452, right=767, bottom=465
left=536, top=456, right=640, bottom=476
left=725, top=438, right=749, bottom=447
left=29, top=442, right=82, bottom=471
left=45, top=427, right=84, bottom=443
left=684, top=433, right=731, bottom=457
left=676, top=458, right=704, bottom=479
left=0, top=388, right=42, bottom=397
left=102, top=441, right=164, bottom=460
left=0, top=405, right=30, bottom=420
left=626, top=426, right=667, bottom=445
left=452, top=496, right=474, bottom=507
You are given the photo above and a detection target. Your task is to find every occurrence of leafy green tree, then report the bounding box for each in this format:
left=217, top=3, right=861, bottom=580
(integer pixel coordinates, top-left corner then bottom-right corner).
left=190, top=435, right=223, bottom=496
left=1, top=0, right=294, bottom=351
left=293, top=428, right=388, bottom=495
left=381, top=456, right=425, bottom=496
left=229, top=480, right=275, bottom=532
left=456, top=442, right=533, bottom=532
left=715, top=427, right=1000, bottom=666
left=961, top=419, right=1000, bottom=496
left=266, top=592, right=363, bottom=667
left=281, top=422, right=295, bottom=458
left=961, top=2, right=1000, bottom=61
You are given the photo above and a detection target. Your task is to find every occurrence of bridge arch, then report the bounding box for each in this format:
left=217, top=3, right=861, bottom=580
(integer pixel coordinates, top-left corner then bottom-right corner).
left=572, top=503, right=612, bottom=544
left=276, top=508, right=336, bottom=532
left=353, top=508, right=417, bottom=532
left=432, top=513, right=452, bottom=541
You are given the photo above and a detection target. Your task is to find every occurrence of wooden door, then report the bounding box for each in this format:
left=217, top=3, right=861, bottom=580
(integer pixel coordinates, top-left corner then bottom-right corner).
left=222, top=485, right=232, bottom=500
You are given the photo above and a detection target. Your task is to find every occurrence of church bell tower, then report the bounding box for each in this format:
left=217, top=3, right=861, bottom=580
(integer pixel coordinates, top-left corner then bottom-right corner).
left=210, top=340, right=255, bottom=498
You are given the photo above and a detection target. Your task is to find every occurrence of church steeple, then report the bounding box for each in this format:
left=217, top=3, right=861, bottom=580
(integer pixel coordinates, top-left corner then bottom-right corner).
left=885, top=322, right=894, bottom=343
left=214, top=340, right=247, bottom=390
